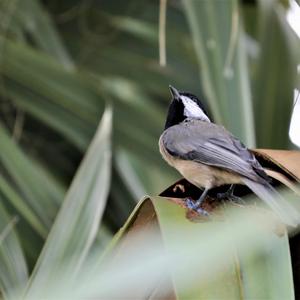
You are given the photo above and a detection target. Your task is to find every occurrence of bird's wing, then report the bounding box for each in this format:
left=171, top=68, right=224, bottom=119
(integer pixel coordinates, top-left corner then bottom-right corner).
left=163, top=121, right=266, bottom=182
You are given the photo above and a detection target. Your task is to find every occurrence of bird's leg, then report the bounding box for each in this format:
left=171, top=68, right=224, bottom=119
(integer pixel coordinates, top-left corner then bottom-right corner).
left=186, top=187, right=209, bottom=216
left=217, top=184, right=245, bottom=204
left=217, top=184, right=235, bottom=199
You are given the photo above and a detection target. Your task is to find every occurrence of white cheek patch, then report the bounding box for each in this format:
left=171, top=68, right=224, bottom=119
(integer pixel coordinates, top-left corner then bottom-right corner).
left=181, top=96, right=210, bottom=122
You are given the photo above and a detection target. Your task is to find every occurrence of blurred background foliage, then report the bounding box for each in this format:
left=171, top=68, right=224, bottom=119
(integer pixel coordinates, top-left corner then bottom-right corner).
left=0, top=0, right=299, bottom=297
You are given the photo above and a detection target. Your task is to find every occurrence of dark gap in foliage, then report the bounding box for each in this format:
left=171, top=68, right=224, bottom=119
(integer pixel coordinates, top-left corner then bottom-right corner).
left=289, top=234, right=300, bottom=300
left=20, top=115, right=83, bottom=186
left=103, top=167, right=137, bottom=232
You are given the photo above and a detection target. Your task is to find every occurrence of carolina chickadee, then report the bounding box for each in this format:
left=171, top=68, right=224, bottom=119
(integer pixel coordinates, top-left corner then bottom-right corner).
left=159, top=85, right=300, bottom=226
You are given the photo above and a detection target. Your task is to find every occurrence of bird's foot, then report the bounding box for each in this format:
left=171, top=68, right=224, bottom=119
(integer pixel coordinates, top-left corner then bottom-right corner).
left=217, top=190, right=245, bottom=205
left=186, top=198, right=209, bottom=216
left=229, top=194, right=245, bottom=205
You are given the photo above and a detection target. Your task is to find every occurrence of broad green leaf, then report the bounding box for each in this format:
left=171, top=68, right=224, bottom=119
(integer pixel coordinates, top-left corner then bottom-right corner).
left=240, top=230, right=294, bottom=299
left=154, top=198, right=242, bottom=299
left=0, top=198, right=28, bottom=300
left=56, top=196, right=295, bottom=299
left=152, top=197, right=294, bottom=300
left=24, top=108, right=112, bottom=299
left=182, top=0, right=256, bottom=147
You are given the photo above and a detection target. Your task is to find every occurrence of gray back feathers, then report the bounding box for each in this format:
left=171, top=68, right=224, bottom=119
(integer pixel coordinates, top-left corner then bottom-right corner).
left=162, top=120, right=266, bottom=183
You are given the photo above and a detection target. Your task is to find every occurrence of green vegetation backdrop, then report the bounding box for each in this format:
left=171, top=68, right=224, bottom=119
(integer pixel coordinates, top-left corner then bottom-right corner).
left=0, top=0, right=299, bottom=299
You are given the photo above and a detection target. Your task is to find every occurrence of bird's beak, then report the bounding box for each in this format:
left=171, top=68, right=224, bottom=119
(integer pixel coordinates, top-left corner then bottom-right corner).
left=169, top=85, right=180, bottom=100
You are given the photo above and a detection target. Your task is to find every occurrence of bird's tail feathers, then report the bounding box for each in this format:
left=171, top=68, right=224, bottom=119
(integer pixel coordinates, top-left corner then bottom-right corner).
left=242, top=178, right=300, bottom=227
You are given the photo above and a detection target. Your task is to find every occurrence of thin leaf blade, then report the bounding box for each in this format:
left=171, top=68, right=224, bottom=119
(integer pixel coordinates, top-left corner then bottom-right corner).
left=0, top=199, right=28, bottom=300
left=182, top=0, right=256, bottom=146
left=25, top=107, right=112, bottom=299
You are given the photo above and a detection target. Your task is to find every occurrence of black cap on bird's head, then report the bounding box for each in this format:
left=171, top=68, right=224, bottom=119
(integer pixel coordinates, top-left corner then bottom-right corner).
left=164, top=85, right=211, bottom=130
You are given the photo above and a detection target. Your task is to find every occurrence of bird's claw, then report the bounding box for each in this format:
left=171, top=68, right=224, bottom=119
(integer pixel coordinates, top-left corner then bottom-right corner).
left=229, top=195, right=245, bottom=205
left=186, top=198, right=209, bottom=216
left=217, top=191, right=229, bottom=200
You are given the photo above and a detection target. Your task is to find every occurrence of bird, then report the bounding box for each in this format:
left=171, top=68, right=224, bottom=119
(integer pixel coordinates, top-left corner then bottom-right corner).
left=159, top=85, right=300, bottom=227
